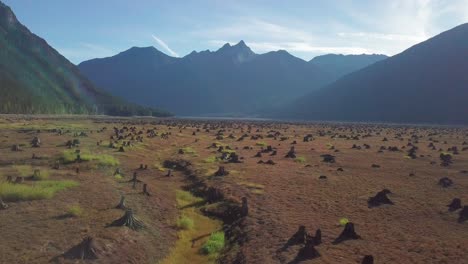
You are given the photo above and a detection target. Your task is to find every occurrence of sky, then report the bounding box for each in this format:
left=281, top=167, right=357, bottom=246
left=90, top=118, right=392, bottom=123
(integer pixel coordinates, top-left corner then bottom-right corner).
left=4, top=0, right=468, bottom=64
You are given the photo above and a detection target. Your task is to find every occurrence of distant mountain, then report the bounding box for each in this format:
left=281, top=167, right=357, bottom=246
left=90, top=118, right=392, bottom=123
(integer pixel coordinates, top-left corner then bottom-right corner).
left=79, top=41, right=385, bottom=116
left=309, top=54, right=387, bottom=80
left=0, top=1, right=169, bottom=116
left=279, top=23, right=468, bottom=124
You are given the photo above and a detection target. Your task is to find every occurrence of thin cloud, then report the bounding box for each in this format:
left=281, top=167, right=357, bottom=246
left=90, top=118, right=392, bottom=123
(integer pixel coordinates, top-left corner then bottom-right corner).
left=151, top=35, right=179, bottom=57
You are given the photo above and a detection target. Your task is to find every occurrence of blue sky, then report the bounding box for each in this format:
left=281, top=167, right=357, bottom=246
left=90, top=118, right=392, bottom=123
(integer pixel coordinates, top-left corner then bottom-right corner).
left=4, top=0, right=468, bottom=63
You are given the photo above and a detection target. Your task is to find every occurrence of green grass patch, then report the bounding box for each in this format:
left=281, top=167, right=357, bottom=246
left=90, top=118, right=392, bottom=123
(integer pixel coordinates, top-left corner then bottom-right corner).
left=294, top=156, right=306, bottom=163
left=67, top=205, right=84, bottom=217
left=177, top=215, right=195, bottom=230
left=13, top=165, right=33, bottom=177
left=114, top=173, right=124, bottom=180
left=203, top=156, right=218, bottom=163
left=201, top=232, right=225, bottom=255
left=0, top=180, right=78, bottom=202
left=61, top=150, right=119, bottom=166
left=256, top=142, right=267, bottom=147
left=32, top=169, right=49, bottom=181
left=179, top=147, right=197, bottom=155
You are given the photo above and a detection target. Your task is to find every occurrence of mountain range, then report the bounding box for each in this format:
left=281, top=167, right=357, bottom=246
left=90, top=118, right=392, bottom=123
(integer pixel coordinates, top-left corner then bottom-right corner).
left=279, top=23, right=468, bottom=124
left=0, top=1, right=169, bottom=116
left=78, top=42, right=386, bottom=116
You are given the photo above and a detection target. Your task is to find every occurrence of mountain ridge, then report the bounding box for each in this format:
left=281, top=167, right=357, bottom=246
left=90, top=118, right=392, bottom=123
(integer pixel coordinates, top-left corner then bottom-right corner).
left=278, top=23, right=468, bottom=124
left=79, top=42, right=386, bottom=116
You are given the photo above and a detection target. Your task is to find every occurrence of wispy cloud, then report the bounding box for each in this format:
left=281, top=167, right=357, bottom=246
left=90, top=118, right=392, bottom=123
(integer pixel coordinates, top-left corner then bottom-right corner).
left=151, top=35, right=179, bottom=57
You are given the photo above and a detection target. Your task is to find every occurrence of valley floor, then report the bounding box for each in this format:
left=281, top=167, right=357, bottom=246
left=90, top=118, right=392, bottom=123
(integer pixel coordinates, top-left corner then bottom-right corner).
left=0, top=116, right=467, bottom=264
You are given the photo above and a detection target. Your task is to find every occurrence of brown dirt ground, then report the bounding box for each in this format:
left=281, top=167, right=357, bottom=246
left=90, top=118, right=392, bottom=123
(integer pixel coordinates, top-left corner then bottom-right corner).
left=0, top=116, right=467, bottom=264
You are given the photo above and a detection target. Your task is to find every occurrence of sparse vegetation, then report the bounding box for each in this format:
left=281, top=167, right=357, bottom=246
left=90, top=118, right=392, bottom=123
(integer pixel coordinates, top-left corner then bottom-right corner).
left=67, top=205, right=84, bottom=217
left=294, top=156, right=306, bottom=163
left=203, top=156, right=218, bottom=163
left=61, top=150, right=119, bottom=166
left=201, top=232, right=225, bottom=255
left=256, top=141, right=267, bottom=147
left=177, top=215, right=195, bottom=230
left=13, top=165, right=33, bottom=177
left=0, top=180, right=78, bottom=202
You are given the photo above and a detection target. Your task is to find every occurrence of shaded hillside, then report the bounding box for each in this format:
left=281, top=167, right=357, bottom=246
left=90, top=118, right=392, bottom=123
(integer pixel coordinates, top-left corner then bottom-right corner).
left=0, top=1, right=170, bottom=116
left=280, top=23, right=468, bottom=124
left=309, top=54, right=388, bottom=80
left=79, top=41, right=385, bottom=116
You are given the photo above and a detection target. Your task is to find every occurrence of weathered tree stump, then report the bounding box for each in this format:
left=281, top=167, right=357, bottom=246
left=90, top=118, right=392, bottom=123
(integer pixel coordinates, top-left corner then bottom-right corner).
left=14, top=177, right=24, bottom=184
left=285, top=147, right=296, bottom=158
left=11, top=144, right=21, bottom=151
left=215, top=166, right=229, bottom=176
left=108, top=209, right=144, bottom=230
left=289, top=225, right=308, bottom=245
left=118, top=146, right=125, bottom=152
left=241, top=197, right=248, bottom=217
left=438, top=177, right=453, bottom=188
left=31, top=137, right=41, bottom=148
left=368, top=190, right=393, bottom=207
left=6, top=175, right=13, bottom=182
left=321, top=154, right=335, bottom=163
left=458, top=206, right=468, bottom=223
left=166, top=169, right=172, bottom=177
left=440, top=153, right=452, bottom=166
left=63, top=236, right=98, bottom=260
left=313, top=229, right=322, bottom=246
left=362, top=255, right=374, bottom=264
left=115, top=195, right=126, bottom=210
left=142, top=184, right=150, bottom=196
left=333, top=222, right=361, bottom=244
left=447, top=198, right=462, bottom=212
left=295, top=239, right=320, bottom=261
left=0, top=198, right=8, bottom=210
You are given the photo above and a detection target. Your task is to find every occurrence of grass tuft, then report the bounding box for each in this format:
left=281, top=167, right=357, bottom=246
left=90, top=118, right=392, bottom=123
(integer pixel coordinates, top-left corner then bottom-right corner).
left=256, top=142, right=267, bottom=147
left=177, top=215, right=195, bottom=230
left=294, top=156, right=306, bottom=163
left=67, top=205, right=83, bottom=217
left=201, top=232, right=225, bottom=255
left=203, top=156, right=218, bottom=163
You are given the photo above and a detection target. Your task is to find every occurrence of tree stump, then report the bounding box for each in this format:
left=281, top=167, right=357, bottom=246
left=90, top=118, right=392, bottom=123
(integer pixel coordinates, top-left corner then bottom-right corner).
left=115, top=195, right=126, bottom=210
left=14, top=177, right=24, bottom=184
left=333, top=222, right=361, bottom=244
left=285, top=147, right=296, bottom=158
left=362, top=255, right=374, bottom=264
left=241, top=197, right=248, bottom=217
left=438, top=177, right=453, bottom=188
left=447, top=198, right=462, bottom=212
left=321, top=154, right=336, bottom=163
left=0, top=198, right=8, bottom=210
left=313, top=229, right=321, bottom=246
left=142, top=184, right=150, bottom=196
left=458, top=206, right=468, bottom=223
left=11, top=144, right=21, bottom=151
left=166, top=169, right=172, bottom=177
left=6, top=175, right=13, bottom=182
left=295, top=239, right=320, bottom=261
left=215, top=166, right=229, bottom=176
left=108, top=209, right=144, bottom=230
left=63, top=236, right=98, bottom=260
left=289, top=225, right=308, bottom=245
left=368, top=190, right=393, bottom=207
left=31, top=137, right=41, bottom=148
